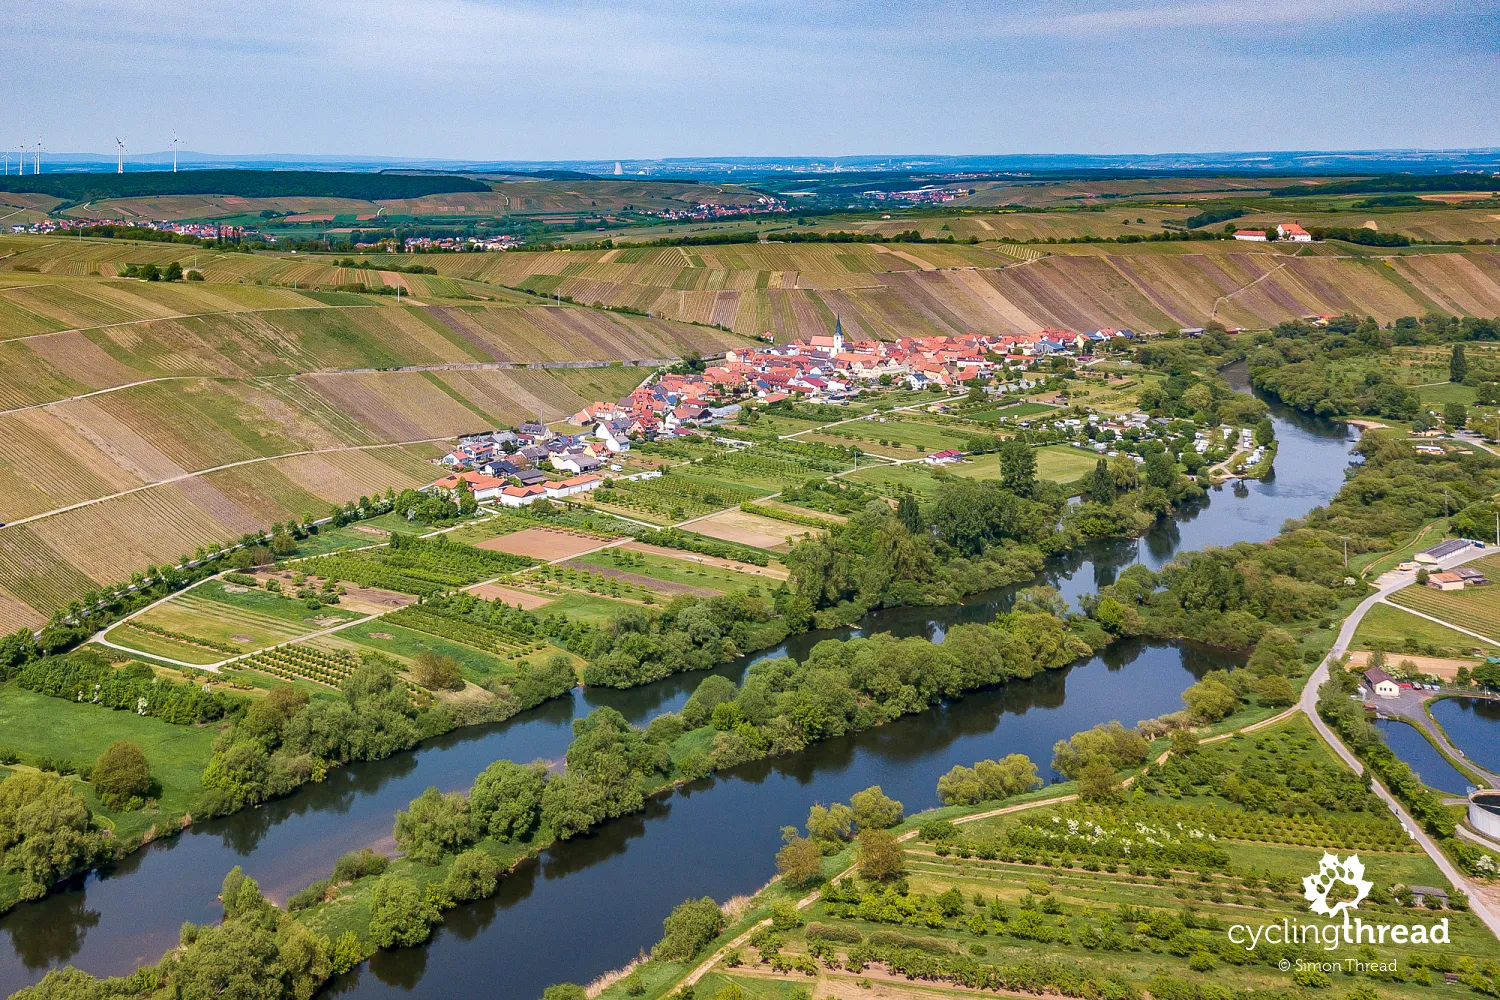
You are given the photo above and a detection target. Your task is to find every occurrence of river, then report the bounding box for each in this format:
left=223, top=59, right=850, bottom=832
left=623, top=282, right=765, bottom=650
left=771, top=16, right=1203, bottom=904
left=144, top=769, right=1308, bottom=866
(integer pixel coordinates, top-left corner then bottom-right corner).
left=0, top=365, right=1357, bottom=998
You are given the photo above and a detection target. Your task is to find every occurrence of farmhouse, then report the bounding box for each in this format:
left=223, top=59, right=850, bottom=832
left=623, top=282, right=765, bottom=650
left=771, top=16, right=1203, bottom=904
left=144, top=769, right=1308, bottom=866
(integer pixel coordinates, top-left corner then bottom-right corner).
left=1277, top=222, right=1313, bottom=243
left=1232, top=230, right=1268, bottom=242
left=1415, top=538, right=1475, bottom=564
left=1363, top=667, right=1401, bottom=699
left=924, top=449, right=964, bottom=466
left=1426, top=571, right=1466, bottom=591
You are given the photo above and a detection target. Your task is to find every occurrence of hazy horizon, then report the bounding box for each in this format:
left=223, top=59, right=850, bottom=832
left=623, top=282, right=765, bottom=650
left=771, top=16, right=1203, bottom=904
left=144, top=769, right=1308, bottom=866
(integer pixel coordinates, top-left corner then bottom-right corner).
left=11, top=0, right=1498, bottom=161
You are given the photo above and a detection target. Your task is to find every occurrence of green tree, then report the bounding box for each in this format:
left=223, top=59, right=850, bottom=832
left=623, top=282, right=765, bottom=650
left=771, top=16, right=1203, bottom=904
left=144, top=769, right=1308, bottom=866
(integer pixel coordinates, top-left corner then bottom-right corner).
left=0, top=772, right=109, bottom=900
left=1085, top=458, right=1115, bottom=504
left=857, top=828, right=906, bottom=882
left=1444, top=402, right=1467, bottom=428
left=1254, top=418, right=1275, bottom=446
left=850, top=785, right=903, bottom=829
left=999, top=439, right=1037, bottom=497
left=368, top=874, right=438, bottom=949
left=1451, top=343, right=1468, bottom=383
left=91, top=740, right=152, bottom=810
left=411, top=652, right=464, bottom=691
left=1256, top=674, right=1297, bottom=707
left=936, top=754, right=1040, bottom=805
left=446, top=848, right=499, bottom=902
left=1183, top=678, right=1239, bottom=723
left=468, top=760, right=547, bottom=841
left=806, top=801, right=855, bottom=843
left=393, top=786, right=474, bottom=865
left=542, top=986, right=588, bottom=1000
left=1144, top=450, right=1177, bottom=490
left=652, top=897, right=726, bottom=960
left=1077, top=757, right=1122, bottom=802
left=162, top=260, right=184, bottom=282
left=896, top=493, right=922, bottom=534
left=775, top=834, right=825, bottom=887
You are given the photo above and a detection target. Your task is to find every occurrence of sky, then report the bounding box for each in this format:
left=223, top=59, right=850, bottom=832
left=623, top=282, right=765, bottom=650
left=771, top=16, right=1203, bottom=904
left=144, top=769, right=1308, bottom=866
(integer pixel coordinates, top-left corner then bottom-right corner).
left=8, top=0, right=1499, bottom=160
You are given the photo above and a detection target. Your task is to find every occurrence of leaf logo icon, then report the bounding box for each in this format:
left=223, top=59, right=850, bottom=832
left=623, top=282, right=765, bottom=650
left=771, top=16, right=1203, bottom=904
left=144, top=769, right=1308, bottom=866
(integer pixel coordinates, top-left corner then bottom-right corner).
left=1302, top=853, right=1373, bottom=917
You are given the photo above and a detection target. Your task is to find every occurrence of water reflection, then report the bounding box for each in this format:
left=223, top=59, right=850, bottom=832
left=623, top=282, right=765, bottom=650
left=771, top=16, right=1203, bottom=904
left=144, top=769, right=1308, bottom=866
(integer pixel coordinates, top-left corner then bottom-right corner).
left=0, top=367, right=1355, bottom=998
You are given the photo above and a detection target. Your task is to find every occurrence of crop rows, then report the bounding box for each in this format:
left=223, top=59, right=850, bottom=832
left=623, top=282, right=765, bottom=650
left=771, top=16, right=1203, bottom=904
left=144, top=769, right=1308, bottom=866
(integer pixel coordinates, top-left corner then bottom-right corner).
left=383, top=606, right=544, bottom=654
left=117, top=620, right=240, bottom=655
left=241, top=643, right=359, bottom=687
left=596, top=472, right=767, bottom=520
left=1389, top=586, right=1500, bottom=640
left=300, top=537, right=534, bottom=596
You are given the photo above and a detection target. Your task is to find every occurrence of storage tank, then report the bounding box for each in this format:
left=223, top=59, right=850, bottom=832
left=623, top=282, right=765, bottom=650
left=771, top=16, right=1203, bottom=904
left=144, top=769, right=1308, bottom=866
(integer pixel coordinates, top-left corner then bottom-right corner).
left=1469, top=790, right=1500, bottom=840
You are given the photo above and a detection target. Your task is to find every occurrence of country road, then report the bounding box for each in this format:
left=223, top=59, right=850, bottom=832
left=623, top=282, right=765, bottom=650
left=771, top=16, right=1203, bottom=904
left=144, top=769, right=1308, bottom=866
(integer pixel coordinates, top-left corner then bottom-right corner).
left=1298, top=547, right=1500, bottom=940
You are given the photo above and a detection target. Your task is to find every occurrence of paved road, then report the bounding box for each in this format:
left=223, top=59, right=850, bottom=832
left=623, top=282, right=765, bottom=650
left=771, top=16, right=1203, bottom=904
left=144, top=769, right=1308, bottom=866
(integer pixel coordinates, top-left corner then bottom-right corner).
left=1299, top=547, right=1500, bottom=939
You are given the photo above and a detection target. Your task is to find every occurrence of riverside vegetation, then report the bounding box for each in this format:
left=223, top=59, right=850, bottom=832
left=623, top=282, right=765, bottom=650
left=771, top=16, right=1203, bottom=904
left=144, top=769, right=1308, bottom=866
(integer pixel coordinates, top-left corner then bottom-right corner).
left=11, top=340, right=1500, bottom=996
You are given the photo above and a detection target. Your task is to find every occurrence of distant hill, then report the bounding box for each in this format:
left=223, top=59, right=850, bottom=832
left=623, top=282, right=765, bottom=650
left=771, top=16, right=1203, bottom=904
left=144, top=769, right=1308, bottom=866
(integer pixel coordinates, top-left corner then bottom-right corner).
left=0, top=170, right=489, bottom=203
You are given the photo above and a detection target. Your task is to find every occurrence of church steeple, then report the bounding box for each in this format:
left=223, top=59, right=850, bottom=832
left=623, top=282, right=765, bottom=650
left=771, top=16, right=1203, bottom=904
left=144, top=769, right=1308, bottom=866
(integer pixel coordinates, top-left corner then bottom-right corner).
left=832, top=315, right=844, bottom=355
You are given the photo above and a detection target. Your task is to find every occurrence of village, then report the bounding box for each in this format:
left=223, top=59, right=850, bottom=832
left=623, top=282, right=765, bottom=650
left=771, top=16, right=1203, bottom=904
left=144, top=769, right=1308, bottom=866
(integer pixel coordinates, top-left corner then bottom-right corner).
left=422, top=319, right=1281, bottom=508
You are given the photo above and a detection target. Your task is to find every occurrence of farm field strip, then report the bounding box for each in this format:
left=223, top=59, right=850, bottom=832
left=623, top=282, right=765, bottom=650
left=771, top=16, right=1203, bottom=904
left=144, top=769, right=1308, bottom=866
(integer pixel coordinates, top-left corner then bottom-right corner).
left=1388, top=582, right=1500, bottom=641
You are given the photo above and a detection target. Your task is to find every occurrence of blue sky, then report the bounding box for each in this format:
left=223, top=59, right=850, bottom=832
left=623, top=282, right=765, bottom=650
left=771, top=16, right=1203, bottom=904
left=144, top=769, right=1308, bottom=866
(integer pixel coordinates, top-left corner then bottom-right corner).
left=10, top=0, right=1499, bottom=159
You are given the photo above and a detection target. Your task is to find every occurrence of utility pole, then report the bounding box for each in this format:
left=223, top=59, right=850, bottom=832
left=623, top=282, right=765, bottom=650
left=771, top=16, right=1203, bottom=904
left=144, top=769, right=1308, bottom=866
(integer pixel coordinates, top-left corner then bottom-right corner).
left=1342, top=535, right=1349, bottom=568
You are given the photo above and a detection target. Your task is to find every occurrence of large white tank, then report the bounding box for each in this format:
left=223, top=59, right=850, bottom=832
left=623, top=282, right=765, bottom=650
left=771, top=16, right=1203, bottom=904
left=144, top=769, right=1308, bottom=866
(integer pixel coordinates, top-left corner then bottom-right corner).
left=1469, top=791, right=1500, bottom=840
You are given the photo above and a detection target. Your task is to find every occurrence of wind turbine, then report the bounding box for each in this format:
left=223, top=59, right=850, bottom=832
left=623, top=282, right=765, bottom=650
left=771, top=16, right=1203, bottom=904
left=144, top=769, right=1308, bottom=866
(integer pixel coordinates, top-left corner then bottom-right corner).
left=169, top=130, right=183, bottom=172
left=115, top=137, right=127, bottom=174
left=1, top=150, right=10, bottom=176
left=33, top=137, right=42, bottom=174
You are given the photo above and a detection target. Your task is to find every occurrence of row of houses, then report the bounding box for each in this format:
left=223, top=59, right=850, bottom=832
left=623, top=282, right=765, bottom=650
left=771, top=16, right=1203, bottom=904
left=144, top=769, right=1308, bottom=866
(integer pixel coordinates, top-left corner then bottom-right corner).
left=1232, top=223, right=1313, bottom=243
left=431, top=469, right=605, bottom=508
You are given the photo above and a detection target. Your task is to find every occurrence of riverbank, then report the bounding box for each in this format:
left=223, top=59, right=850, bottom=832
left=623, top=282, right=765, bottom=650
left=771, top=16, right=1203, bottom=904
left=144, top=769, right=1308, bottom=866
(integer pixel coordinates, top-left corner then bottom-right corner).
left=0, top=361, right=1365, bottom=997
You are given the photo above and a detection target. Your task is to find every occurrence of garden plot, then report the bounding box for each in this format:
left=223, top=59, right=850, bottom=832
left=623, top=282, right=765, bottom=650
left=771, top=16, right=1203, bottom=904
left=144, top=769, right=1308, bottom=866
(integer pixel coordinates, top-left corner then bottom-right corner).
left=475, top=525, right=617, bottom=560
left=690, top=508, right=823, bottom=551
left=622, top=541, right=790, bottom=581
left=106, top=582, right=363, bottom=663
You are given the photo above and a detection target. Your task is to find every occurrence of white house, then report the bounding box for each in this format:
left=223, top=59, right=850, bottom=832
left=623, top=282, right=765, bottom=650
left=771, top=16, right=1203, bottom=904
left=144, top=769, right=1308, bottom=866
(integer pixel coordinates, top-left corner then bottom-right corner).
left=1277, top=223, right=1313, bottom=243
left=544, top=474, right=603, bottom=499
left=1362, top=667, right=1401, bottom=699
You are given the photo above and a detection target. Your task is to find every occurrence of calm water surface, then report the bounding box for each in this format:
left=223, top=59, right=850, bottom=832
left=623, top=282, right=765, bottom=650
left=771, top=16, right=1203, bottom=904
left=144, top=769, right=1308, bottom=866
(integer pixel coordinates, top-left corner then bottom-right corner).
left=1429, top=697, right=1500, bottom=776
left=0, top=365, right=1357, bottom=998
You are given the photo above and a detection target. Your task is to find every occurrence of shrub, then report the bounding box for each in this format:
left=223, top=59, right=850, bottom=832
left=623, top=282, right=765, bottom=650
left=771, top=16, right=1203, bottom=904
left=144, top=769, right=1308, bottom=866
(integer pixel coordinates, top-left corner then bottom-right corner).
left=850, top=786, right=903, bottom=829
left=368, top=874, right=439, bottom=949
left=332, top=847, right=389, bottom=883
left=653, top=897, right=726, bottom=960
left=412, top=652, right=464, bottom=691
left=91, top=740, right=152, bottom=809
left=446, top=849, right=499, bottom=902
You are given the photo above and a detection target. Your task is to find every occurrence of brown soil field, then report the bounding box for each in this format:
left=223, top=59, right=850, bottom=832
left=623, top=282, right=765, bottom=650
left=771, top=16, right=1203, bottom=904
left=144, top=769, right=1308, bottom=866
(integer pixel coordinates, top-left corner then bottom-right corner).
left=465, top=583, right=556, bottom=610
left=689, top=509, right=820, bottom=551
left=1345, top=650, right=1477, bottom=680
left=256, top=569, right=413, bottom=613
left=622, top=541, right=789, bottom=580
left=476, top=526, right=616, bottom=560
left=563, top=561, right=719, bottom=598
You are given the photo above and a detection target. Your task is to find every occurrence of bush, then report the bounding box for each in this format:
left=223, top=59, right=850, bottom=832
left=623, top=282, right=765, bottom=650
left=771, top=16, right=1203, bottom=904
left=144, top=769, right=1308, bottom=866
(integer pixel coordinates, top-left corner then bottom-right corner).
left=543, top=985, right=587, bottom=1000
left=412, top=652, right=464, bottom=691
left=446, top=848, right=499, bottom=902
left=91, top=740, right=152, bottom=809
left=332, top=847, right=389, bottom=883
left=368, top=874, right=439, bottom=949
left=653, top=897, right=726, bottom=960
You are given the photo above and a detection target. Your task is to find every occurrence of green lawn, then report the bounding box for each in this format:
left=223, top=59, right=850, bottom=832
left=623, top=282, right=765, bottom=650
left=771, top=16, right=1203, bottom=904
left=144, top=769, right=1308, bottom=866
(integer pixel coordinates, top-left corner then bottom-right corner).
left=969, top=400, right=1060, bottom=421
left=1417, top=383, right=1478, bottom=406
left=948, top=445, right=1100, bottom=485
left=325, top=621, right=517, bottom=683
left=845, top=462, right=943, bottom=498
left=1353, top=601, right=1499, bottom=657
left=0, top=680, right=222, bottom=850
left=573, top=549, right=769, bottom=594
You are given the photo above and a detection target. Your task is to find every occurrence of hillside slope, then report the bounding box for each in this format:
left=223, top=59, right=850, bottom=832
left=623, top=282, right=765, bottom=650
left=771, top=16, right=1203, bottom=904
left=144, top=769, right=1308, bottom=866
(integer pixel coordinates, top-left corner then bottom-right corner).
left=0, top=241, right=747, bottom=630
